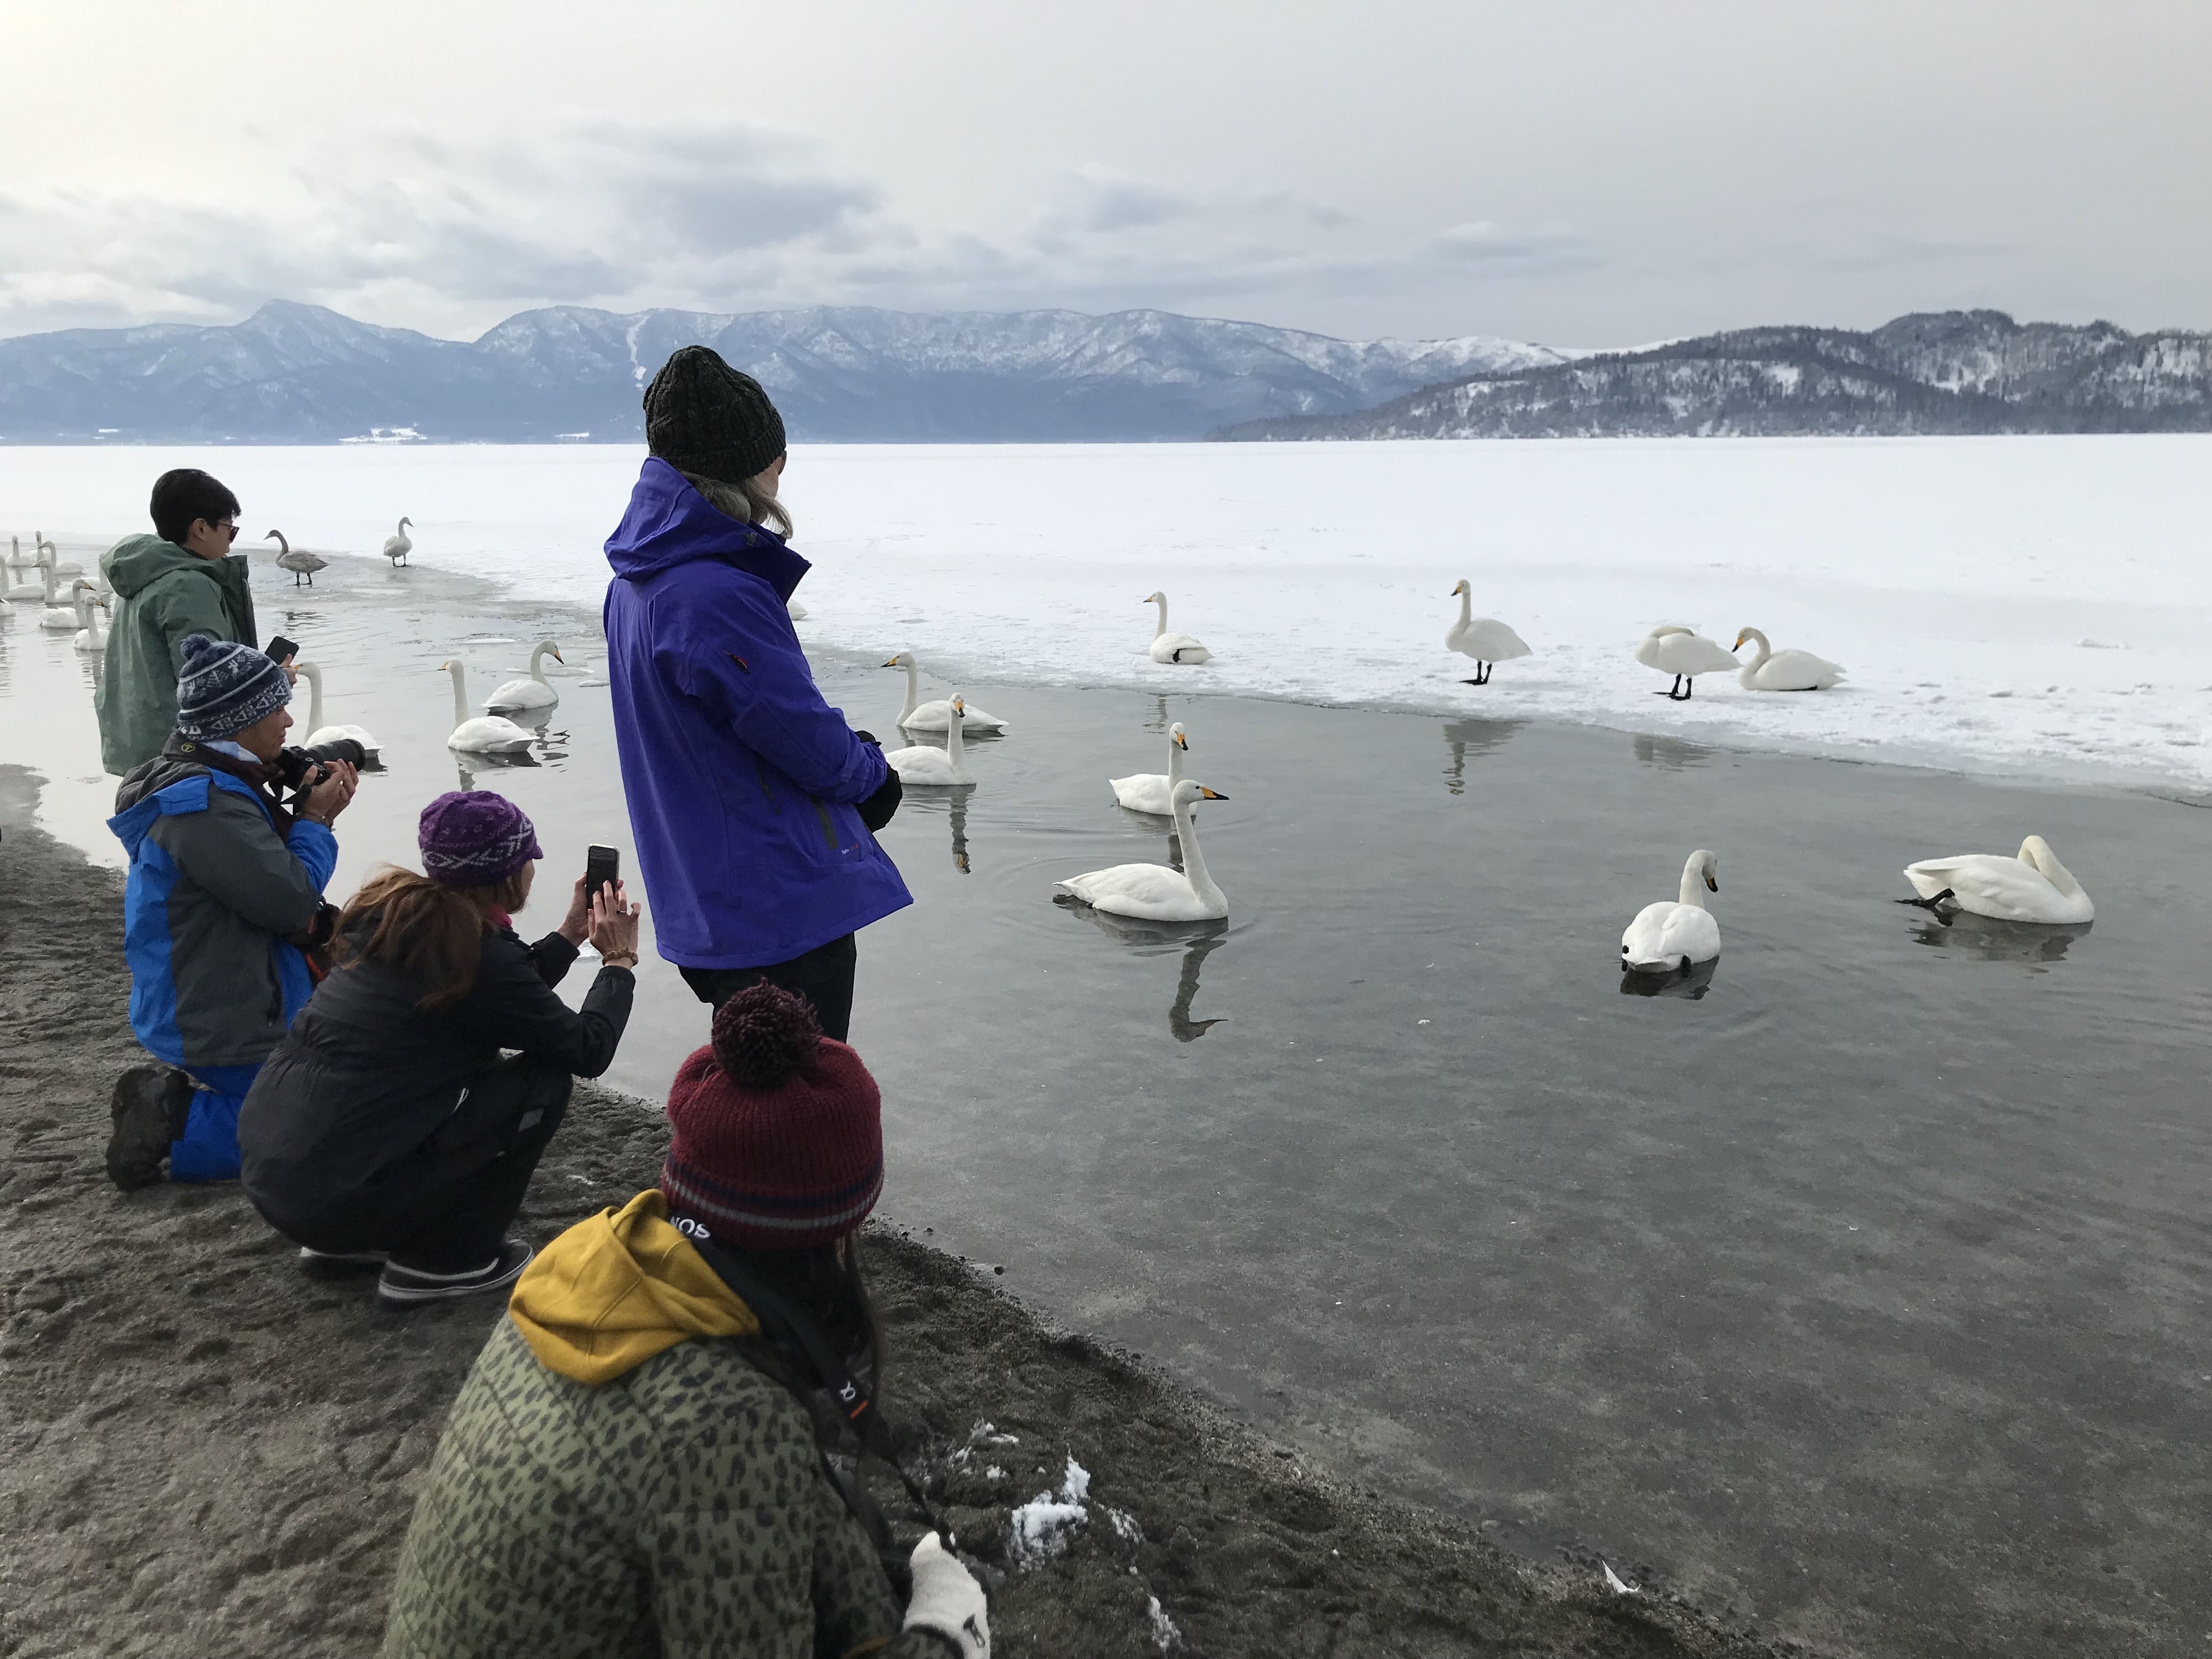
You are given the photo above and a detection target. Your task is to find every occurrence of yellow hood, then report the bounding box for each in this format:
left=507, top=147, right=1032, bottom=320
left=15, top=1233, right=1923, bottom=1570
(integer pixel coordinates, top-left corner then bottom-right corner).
left=509, top=1189, right=759, bottom=1384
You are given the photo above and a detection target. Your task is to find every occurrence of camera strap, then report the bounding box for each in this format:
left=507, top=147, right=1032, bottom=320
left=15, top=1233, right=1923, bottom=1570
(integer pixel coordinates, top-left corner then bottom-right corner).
left=691, top=1237, right=952, bottom=1549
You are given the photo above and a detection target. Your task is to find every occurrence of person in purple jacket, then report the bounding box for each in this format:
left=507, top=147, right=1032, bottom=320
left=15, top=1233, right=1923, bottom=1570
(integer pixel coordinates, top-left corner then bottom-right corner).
left=602, top=347, right=907, bottom=1040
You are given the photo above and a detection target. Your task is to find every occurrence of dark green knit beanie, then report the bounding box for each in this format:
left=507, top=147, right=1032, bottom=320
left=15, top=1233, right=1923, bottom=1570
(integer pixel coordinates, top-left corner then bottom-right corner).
left=643, top=346, right=787, bottom=486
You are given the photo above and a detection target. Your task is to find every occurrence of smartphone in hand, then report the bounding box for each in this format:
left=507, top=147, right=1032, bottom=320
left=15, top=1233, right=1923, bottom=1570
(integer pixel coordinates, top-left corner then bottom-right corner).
left=266, top=635, right=299, bottom=665
left=584, top=844, right=620, bottom=904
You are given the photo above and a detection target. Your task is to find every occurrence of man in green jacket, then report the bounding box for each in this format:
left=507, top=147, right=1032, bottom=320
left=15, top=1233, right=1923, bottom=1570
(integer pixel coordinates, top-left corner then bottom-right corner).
left=97, top=469, right=263, bottom=776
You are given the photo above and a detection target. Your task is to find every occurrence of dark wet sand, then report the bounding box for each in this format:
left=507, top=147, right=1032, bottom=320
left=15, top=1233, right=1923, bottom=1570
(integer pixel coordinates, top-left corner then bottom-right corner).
left=3, top=545, right=2207, bottom=1656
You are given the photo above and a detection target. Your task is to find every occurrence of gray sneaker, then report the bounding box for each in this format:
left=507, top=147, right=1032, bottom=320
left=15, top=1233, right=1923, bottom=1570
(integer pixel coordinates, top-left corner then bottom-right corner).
left=105, top=1066, right=195, bottom=1191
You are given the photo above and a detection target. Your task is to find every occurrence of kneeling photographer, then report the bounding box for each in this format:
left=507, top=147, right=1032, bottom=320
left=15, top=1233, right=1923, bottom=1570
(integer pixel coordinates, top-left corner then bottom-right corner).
left=105, top=634, right=358, bottom=1189
left=239, top=792, right=641, bottom=1311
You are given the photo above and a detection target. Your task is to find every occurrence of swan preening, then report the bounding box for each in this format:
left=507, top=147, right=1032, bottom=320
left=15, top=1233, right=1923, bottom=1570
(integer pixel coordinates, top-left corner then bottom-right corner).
left=883, top=652, right=1007, bottom=733
left=1903, top=836, right=2092, bottom=924
left=383, top=517, right=414, bottom=567
left=486, top=640, right=565, bottom=711
left=1109, top=722, right=1187, bottom=815
left=885, top=695, right=976, bottom=785
left=1143, top=591, right=1211, bottom=664
left=1621, top=849, right=1722, bottom=972
left=1446, top=579, right=1531, bottom=685
left=1057, top=778, right=1230, bottom=921
left=294, top=661, right=383, bottom=762
left=1735, top=627, right=1844, bottom=692
left=266, top=530, right=328, bottom=587
left=1635, top=627, right=1742, bottom=701
left=439, top=661, right=536, bottom=752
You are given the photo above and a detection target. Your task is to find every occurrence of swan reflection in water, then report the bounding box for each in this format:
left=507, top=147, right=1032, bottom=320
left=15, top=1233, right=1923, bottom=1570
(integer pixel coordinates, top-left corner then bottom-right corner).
left=896, top=783, right=978, bottom=873
left=1908, top=910, right=2092, bottom=965
left=1633, top=732, right=1713, bottom=771
left=1442, top=718, right=1526, bottom=795
left=455, top=749, right=543, bottom=791
left=1618, top=957, right=1718, bottom=1000
left=1054, top=904, right=1229, bottom=1040
left=1142, top=693, right=1173, bottom=733
left=949, top=787, right=971, bottom=873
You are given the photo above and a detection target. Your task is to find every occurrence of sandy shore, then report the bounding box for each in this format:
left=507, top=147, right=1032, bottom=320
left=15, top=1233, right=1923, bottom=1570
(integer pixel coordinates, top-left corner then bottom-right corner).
left=0, top=771, right=1802, bottom=1658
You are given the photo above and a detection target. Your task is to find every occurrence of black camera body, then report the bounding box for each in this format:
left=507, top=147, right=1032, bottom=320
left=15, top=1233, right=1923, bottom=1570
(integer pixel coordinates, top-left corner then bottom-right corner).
left=273, top=737, right=367, bottom=792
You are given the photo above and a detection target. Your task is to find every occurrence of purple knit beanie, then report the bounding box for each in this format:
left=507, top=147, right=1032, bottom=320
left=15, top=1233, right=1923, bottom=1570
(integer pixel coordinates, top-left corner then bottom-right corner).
left=417, top=791, right=541, bottom=888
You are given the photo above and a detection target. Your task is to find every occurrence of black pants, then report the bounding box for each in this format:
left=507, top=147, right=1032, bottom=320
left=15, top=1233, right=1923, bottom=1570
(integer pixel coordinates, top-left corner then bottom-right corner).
left=680, top=932, right=857, bottom=1041
left=280, top=1054, right=573, bottom=1274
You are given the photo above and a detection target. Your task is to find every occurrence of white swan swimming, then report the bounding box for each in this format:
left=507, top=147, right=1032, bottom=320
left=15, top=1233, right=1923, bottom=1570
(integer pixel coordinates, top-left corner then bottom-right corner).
left=787, top=599, right=809, bottom=620
left=486, top=640, right=564, bottom=711
left=4, top=536, right=31, bottom=577
left=1109, top=722, right=1188, bottom=815
left=72, top=582, right=109, bottom=653
left=38, top=578, right=89, bottom=632
left=294, top=661, right=383, bottom=761
left=1734, top=627, right=1844, bottom=692
left=5, top=557, right=65, bottom=606
left=383, top=517, right=414, bottom=567
left=1057, top=778, right=1231, bottom=922
left=1143, top=591, right=1211, bottom=664
left=1635, top=625, right=1742, bottom=701
left=1903, top=836, right=2093, bottom=924
left=1445, top=579, right=1531, bottom=685
left=439, top=661, right=536, bottom=752
left=36, top=535, right=82, bottom=580
left=1621, top=849, right=1722, bottom=971
left=266, top=529, right=328, bottom=588
left=884, top=694, right=976, bottom=785
left=882, top=653, right=1007, bottom=733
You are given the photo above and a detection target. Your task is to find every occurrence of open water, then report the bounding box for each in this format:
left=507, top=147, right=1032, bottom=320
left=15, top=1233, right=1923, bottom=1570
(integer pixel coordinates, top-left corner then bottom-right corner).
left=3, top=547, right=2206, bottom=1658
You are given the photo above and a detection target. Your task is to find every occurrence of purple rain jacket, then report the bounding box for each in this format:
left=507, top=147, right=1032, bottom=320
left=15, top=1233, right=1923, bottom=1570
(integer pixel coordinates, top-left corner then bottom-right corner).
left=602, top=460, right=910, bottom=969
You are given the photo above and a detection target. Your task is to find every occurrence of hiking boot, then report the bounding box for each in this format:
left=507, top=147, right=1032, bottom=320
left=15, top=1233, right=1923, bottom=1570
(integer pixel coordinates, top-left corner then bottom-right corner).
left=106, top=1066, right=194, bottom=1192
left=298, top=1247, right=391, bottom=1280
left=377, top=1241, right=534, bottom=1311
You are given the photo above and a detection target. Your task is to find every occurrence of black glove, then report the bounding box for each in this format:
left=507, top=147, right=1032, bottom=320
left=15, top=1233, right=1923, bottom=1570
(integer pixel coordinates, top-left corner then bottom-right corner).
left=856, top=764, right=902, bottom=833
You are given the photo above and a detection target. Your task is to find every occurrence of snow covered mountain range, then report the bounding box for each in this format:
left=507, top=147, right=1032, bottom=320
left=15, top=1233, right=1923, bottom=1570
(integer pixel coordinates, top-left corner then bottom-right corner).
left=0, top=301, right=1565, bottom=444
left=1215, top=311, right=2211, bottom=440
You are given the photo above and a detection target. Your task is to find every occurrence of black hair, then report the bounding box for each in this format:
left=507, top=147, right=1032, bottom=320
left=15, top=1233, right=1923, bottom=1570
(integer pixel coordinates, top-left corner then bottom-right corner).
left=149, top=469, right=241, bottom=546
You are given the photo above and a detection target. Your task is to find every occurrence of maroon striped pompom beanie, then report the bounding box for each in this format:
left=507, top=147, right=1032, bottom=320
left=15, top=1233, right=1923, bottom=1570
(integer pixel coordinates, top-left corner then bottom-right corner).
left=661, top=981, right=883, bottom=1250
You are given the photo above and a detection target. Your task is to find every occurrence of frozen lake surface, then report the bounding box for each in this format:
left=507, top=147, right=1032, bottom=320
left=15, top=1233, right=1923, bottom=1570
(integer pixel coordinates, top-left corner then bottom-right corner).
left=4, top=435, right=2209, bottom=791
left=2, top=551, right=2205, bottom=1658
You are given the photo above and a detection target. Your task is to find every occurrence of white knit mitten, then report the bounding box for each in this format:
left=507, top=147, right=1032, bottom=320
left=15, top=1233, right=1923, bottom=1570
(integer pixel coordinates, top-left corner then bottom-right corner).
left=902, top=1532, right=989, bottom=1658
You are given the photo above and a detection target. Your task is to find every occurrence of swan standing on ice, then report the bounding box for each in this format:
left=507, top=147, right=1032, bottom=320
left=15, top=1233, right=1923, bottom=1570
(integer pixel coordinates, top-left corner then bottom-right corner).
left=884, top=694, right=976, bottom=785
left=72, top=583, right=110, bottom=653
left=1143, top=591, right=1211, bottom=664
left=882, top=652, right=1007, bottom=732
left=439, top=660, right=537, bottom=752
left=266, top=529, right=328, bottom=588
left=383, top=517, right=414, bottom=567
left=1902, top=836, right=2093, bottom=924
left=294, top=661, right=383, bottom=762
left=1734, top=627, right=1844, bottom=692
left=1635, top=625, right=1741, bottom=701
left=1621, top=849, right=1722, bottom=972
left=486, top=640, right=565, bottom=711
left=1109, top=722, right=1189, bottom=815
left=1057, top=778, right=1231, bottom=921
left=1445, top=579, right=1531, bottom=685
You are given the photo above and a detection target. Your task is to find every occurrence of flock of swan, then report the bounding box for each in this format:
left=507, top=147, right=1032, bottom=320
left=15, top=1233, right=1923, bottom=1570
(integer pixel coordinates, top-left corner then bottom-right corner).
left=1621, top=834, right=2094, bottom=978
left=15, top=540, right=2096, bottom=969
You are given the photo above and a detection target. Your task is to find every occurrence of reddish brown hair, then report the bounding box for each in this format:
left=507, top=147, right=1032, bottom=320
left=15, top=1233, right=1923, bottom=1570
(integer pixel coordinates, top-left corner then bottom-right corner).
left=334, top=864, right=532, bottom=1011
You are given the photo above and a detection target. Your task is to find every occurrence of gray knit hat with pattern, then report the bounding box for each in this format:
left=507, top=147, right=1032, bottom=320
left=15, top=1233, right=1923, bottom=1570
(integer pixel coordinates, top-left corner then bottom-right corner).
left=174, top=634, right=291, bottom=741
left=643, top=346, right=786, bottom=487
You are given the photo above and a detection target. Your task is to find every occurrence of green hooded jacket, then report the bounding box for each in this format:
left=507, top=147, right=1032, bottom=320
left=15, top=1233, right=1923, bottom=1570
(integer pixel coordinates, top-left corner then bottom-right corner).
left=95, top=534, right=259, bottom=775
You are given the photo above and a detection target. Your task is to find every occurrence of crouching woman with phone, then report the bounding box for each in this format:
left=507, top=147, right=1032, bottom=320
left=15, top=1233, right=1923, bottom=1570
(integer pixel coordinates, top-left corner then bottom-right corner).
left=239, top=791, right=642, bottom=1310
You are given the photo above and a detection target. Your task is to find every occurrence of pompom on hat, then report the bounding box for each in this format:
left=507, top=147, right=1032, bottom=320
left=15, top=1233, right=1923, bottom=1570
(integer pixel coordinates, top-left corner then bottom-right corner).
left=643, top=346, right=787, bottom=488
left=174, top=634, right=291, bottom=741
left=417, top=790, right=543, bottom=888
left=661, top=981, right=883, bottom=1251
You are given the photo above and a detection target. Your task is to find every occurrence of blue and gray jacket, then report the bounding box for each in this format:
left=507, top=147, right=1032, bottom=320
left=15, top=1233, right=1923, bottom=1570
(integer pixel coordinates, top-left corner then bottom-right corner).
left=109, top=736, right=338, bottom=1072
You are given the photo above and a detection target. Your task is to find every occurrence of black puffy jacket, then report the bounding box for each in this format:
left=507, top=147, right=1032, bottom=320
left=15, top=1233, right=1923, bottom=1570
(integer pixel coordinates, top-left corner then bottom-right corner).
left=239, top=921, right=633, bottom=1231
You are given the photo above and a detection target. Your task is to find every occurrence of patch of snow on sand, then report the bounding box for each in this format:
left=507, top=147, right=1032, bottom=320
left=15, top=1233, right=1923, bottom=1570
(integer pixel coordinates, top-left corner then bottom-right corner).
left=1008, top=1456, right=1090, bottom=1568
left=6, top=435, right=2207, bottom=788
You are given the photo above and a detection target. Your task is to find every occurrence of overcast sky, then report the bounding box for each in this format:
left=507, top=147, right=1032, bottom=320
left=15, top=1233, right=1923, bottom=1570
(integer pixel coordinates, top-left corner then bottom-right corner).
left=4, top=1, right=2205, bottom=347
